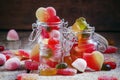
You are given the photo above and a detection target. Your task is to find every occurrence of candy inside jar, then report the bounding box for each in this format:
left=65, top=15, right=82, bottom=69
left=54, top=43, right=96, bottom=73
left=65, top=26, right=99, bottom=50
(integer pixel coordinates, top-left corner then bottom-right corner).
left=65, top=17, right=109, bottom=64
left=29, top=19, right=72, bottom=75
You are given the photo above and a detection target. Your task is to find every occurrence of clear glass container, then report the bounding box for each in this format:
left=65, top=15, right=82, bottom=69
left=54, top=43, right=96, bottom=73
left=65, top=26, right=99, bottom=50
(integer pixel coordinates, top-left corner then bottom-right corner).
left=29, top=20, right=71, bottom=74
left=69, top=26, right=108, bottom=59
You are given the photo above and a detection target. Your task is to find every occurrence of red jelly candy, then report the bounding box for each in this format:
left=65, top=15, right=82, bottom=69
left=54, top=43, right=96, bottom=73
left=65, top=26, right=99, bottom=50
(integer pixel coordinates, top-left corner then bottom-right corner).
left=46, top=7, right=56, bottom=17
left=25, top=61, right=39, bottom=70
left=104, top=61, right=117, bottom=69
left=0, top=46, right=4, bottom=51
left=46, top=59, right=58, bottom=68
left=57, top=68, right=77, bottom=76
left=104, top=46, right=118, bottom=54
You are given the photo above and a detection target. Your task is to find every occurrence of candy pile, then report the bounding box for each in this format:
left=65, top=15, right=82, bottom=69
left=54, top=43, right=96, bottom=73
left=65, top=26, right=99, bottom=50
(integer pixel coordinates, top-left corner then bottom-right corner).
left=0, top=6, right=119, bottom=80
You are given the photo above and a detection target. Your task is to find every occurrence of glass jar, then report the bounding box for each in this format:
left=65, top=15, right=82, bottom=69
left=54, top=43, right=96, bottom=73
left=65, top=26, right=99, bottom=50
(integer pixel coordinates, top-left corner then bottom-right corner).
left=67, top=26, right=108, bottom=61
left=29, top=20, right=70, bottom=75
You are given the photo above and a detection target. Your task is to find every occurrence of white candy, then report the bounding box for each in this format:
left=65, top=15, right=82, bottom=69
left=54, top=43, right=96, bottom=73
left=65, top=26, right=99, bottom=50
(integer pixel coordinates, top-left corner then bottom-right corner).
left=72, top=58, right=87, bottom=72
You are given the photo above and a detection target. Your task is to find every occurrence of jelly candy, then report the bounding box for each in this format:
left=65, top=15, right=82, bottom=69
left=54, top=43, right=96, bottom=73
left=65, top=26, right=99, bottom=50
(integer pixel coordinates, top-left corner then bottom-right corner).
left=104, top=46, right=118, bottom=54
left=50, top=30, right=60, bottom=40
left=46, top=59, right=58, bottom=68
left=72, top=17, right=88, bottom=32
left=36, top=7, right=49, bottom=22
left=16, top=49, right=30, bottom=60
left=56, top=62, right=68, bottom=69
left=104, top=61, right=117, bottom=69
left=7, top=29, right=19, bottom=40
left=46, top=7, right=56, bottom=18
left=4, top=57, right=20, bottom=70
left=0, top=54, right=6, bottom=66
left=83, top=51, right=104, bottom=71
left=39, top=68, right=57, bottom=76
left=47, top=16, right=60, bottom=22
left=41, top=28, right=50, bottom=38
left=30, top=43, right=40, bottom=62
left=64, top=56, right=73, bottom=67
left=0, top=46, right=4, bottom=51
left=25, top=60, right=39, bottom=70
left=101, top=63, right=111, bottom=71
left=72, top=58, right=87, bottom=72
left=57, top=68, right=77, bottom=76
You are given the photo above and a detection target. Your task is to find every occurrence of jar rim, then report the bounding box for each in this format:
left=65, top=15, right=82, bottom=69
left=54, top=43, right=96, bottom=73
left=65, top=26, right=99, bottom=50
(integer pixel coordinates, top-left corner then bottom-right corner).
left=36, top=19, right=64, bottom=26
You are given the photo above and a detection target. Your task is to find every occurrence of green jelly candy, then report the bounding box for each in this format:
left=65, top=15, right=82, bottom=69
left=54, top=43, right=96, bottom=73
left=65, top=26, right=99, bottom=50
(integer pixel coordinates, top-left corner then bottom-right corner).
left=56, top=62, right=68, bottom=69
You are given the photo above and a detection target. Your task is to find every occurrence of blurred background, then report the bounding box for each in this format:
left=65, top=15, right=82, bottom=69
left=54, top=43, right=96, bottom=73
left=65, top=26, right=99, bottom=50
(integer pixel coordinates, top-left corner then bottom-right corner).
left=0, top=0, right=120, bottom=31
left=0, top=0, right=120, bottom=47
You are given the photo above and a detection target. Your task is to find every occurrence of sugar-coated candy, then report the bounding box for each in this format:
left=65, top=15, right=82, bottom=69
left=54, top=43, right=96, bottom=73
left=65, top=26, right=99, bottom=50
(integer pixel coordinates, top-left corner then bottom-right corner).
left=4, top=57, right=20, bottom=70
left=72, top=58, right=87, bottom=72
left=0, top=54, right=6, bottom=66
left=47, top=16, right=60, bottom=22
left=7, top=29, right=19, bottom=40
left=36, top=7, right=49, bottom=22
left=25, top=60, right=39, bottom=70
left=1, top=50, right=14, bottom=60
left=57, top=68, right=77, bottom=76
left=46, top=7, right=56, bottom=18
left=39, top=68, right=57, bottom=76
left=83, top=51, right=104, bottom=71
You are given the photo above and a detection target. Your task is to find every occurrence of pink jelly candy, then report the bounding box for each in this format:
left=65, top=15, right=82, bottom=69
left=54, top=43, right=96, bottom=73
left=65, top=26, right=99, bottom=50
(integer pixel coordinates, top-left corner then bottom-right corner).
left=7, top=29, right=19, bottom=40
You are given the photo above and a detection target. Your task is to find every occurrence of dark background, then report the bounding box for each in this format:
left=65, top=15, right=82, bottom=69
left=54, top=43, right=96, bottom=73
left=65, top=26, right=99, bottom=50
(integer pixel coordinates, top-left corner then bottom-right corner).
left=0, top=0, right=120, bottom=32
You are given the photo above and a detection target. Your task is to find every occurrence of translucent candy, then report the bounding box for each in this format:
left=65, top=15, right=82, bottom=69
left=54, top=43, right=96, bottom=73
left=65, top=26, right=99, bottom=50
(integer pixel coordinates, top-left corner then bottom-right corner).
left=30, top=43, right=40, bottom=62
left=39, top=68, right=57, bottom=76
left=83, top=51, right=104, bottom=71
left=72, top=17, right=88, bottom=32
left=46, top=7, right=56, bottom=18
left=36, top=7, right=49, bottom=22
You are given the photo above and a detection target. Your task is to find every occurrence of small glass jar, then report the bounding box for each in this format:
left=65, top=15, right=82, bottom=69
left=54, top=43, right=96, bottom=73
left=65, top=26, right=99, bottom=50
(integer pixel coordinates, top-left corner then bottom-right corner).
left=69, top=26, right=108, bottom=60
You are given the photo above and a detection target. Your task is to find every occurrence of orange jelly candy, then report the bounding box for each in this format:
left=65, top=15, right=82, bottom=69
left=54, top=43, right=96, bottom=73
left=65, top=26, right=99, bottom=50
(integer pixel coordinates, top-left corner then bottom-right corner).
left=39, top=68, right=57, bottom=76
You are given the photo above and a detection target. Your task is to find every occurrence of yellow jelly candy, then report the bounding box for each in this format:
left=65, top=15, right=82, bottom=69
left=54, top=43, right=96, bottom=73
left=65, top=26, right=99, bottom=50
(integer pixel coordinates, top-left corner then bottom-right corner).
left=72, top=17, right=88, bottom=32
left=36, top=7, right=49, bottom=22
